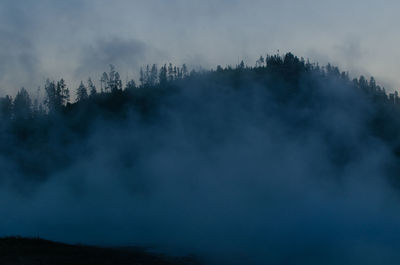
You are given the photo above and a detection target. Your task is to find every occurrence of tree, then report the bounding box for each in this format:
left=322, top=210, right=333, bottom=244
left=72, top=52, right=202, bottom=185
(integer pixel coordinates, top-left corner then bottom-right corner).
left=107, top=65, right=122, bottom=92
left=256, top=56, right=265, bottom=67
left=139, top=67, right=145, bottom=87
left=44, top=80, right=57, bottom=113
left=173, top=66, right=178, bottom=79
left=44, top=79, right=69, bottom=113
left=238, top=60, right=245, bottom=69
left=13, top=87, right=32, bottom=120
left=56, top=79, right=70, bottom=106
left=369, top=77, right=377, bottom=94
left=168, top=63, right=174, bottom=81
left=182, top=64, right=188, bottom=77
left=145, top=65, right=150, bottom=85
left=150, top=64, right=158, bottom=86
left=358, top=76, right=368, bottom=94
left=32, top=98, right=44, bottom=118
left=108, top=64, right=116, bottom=91
left=0, top=95, right=13, bottom=120
left=159, top=64, right=168, bottom=85
left=125, top=79, right=136, bottom=91
left=88, top=78, right=97, bottom=97
left=177, top=67, right=182, bottom=79
left=76, top=81, right=88, bottom=102
left=100, top=72, right=109, bottom=93
left=114, top=72, right=123, bottom=91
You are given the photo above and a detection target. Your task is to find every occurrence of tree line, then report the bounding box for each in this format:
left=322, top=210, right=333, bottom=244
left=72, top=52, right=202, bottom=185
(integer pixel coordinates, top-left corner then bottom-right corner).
left=2, top=52, right=400, bottom=183
left=1, top=54, right=398, bottom=122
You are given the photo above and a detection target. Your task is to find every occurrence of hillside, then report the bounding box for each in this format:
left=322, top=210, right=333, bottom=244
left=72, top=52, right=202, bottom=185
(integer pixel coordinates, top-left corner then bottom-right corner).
left=0, top=237, right=198, bottom=265
left=2, top=53, right=400, bottom=264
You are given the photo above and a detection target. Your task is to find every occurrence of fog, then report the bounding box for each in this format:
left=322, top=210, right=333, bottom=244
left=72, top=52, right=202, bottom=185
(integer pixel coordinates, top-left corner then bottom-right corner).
left=1, top=65, right=400, bottom=264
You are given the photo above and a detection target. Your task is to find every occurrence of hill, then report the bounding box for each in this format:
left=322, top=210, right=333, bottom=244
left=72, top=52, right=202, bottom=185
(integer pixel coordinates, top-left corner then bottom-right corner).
left=2, top=53, right=400, bottom=264
left=0, top=237, right=198, bottom=265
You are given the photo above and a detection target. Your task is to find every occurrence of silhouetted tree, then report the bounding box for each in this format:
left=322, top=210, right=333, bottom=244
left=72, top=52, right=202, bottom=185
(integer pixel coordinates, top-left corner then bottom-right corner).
left=88, top=78, right=97, bottom=97
left=150, top=64, right=158, bottom=86
left=0, top=95, right=13, bottom=120
left=238, top=60, right=245, bottom=69
left=139, top=67, right=145, bottom=87
left=256, top=56, right=265, bottom=67
left=100, top=72, right=109, bottom=93
left=168, top=63, right=174, bottom=81
left=44, top=80, right=56, bottom=113
left=44, top=79, right=69, bottom=113
left=173, top=66, right=178, bottom=79
left=125, top=79, right=136, bottom=91
left=107, top=64, right=122, bottom=92
left=159, top=64, right=168, bottom=85
left=76, top=81, right=88, bottom=102
left=13, top=87, right=32, bottom=120
left=182, top=64, right=188, bottom=77
left=57, top=79, right=70, bottom=106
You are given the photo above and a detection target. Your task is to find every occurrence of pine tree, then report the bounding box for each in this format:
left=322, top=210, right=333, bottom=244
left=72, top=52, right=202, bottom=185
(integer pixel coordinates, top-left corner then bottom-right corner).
left=168, top=63, right=174, bottom=81
left=145, top=65, right=151, bottom=85
left=0, top=95, right=13, bottom=120
left=88, top=78, right=97, bottom=97
left=159, top=64, right=168, bottom=85
left=76, top=81, right=88, bottom=102
left=45, top=79, right=69, bottom=113
left=139, top=67, right=145, bottom=87
left=100, top=72, right=109, bottom=93
left=126, top=79, right=136, bottom=91
left=13, top=87, right=32, bottom=120
left=113, top=72, right=122, bottom=91
left=107, top=64, right=122, bottom=92
left=44, top=79, right=57, bottom=113
left=150, top=64, right=158, bottom=86
left=57, top=79, right=70, bottom=106
left=182, top=64, right=188, bottom=78
left=256, top=56, right=265, bottom=67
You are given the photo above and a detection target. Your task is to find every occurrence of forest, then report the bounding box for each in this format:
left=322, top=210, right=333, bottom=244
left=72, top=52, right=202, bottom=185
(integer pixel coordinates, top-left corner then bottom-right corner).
left=1, top=53, right=400, bottom=189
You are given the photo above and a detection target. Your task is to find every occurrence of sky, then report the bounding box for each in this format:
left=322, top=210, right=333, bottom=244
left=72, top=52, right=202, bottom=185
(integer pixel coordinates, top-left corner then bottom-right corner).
left=1, top=0, right=400, bottom=95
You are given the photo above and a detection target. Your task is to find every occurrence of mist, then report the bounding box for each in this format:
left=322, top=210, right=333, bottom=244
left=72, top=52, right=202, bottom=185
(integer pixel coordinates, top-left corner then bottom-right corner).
left=1, top=59, right=400, bottom=264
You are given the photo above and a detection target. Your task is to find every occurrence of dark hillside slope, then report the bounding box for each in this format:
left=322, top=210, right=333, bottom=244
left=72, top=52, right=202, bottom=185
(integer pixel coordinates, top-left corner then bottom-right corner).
left=0, top=237, right=198, bottom=265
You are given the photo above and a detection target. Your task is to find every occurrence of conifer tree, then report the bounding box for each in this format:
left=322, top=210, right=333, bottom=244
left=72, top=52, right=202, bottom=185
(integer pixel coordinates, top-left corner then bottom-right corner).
left=76, top=81, right=88, bottom=102
left=126, top=79, right=136, bottom=91
left=159, top=64, right=168, bottom=85
left=0, top=95, right=13, bottom=120
left=88, top=78, right=97, bottom=97
left=100, top=72, right=109, bottom=93
left=13, top=87, right=32, bottom=120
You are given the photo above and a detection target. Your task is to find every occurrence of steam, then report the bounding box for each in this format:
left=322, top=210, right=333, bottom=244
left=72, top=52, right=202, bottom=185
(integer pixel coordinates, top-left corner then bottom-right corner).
left=1, top=70, right=400, bottom=264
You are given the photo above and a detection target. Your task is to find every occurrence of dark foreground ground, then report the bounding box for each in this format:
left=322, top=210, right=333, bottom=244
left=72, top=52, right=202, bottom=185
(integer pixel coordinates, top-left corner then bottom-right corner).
left=0, top=237, right=199, bottom=265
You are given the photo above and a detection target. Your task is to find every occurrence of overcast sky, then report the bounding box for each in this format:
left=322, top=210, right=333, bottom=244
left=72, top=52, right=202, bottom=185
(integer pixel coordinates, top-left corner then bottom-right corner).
left=1, top=0, right=400, bottom=95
